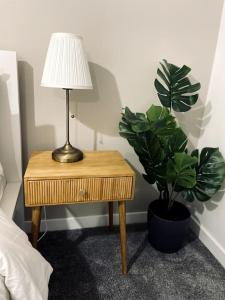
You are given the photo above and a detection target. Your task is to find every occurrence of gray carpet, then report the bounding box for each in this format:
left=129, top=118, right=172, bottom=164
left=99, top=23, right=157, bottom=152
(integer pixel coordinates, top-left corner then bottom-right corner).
left=38, top=224, right=225, bottom=300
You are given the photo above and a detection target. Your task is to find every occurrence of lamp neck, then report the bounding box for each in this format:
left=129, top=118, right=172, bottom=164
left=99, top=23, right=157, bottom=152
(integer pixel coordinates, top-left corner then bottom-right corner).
left=65, top=89, right=70, bottom=145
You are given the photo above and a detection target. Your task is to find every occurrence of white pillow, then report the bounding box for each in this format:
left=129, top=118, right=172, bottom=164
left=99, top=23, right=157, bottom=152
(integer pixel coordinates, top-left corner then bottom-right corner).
left=0, top=275, right=10, bottom=300
left=0, top=209, right=53, bottom=300
left=0, top=162, right=6, bottom=200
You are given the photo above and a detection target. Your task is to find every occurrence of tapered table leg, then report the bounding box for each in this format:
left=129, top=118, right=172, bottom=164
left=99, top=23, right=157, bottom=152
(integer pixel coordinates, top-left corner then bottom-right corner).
left=31, top=206, right=42, bottom=248
left=108, top=202, right=114, bottom=230
left=118, top=201, right=127, bottom=274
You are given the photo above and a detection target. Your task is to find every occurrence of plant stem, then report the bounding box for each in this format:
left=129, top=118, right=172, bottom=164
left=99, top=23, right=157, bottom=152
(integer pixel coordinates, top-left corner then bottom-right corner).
left=168, top=191, right=176, bottom=210
left=169, top=185, right=175, bottom=203
left=168, top=191, right=180, bottom=211
left=172, top=192, right=180, bottom=202
left=169, top=87, right=172, bottom=113
left=164, top=185, right=169, bottom=201
left=168, top=180, right=177, bottom=211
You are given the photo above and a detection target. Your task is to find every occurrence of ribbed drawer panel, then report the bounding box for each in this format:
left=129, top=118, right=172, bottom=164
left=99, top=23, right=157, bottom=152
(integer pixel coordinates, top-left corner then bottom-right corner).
left=24, top=176, right=134, bottom=206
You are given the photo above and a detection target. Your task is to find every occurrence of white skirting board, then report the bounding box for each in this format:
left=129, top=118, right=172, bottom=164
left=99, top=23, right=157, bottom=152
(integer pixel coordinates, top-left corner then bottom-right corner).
left=190, top=217, right=225, bottom=268
left=24, top=211, right=147, bottom=233
left=24, top=212, right=225, bottom=268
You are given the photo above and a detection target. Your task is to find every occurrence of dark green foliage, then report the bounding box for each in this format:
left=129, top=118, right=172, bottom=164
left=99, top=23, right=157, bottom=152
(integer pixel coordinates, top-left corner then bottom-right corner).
left=146, top=105, right=176, bottom=136
left=119, top=106, right=167, bottom=188
left=163, top=128, right=187, bottom=156
left=119, top=60, right=225, bottom=211
left=181, top=148, right=225, bottom=202
left=167, top=153, right=197, bottom=189
left=155, top=59, right=201, bottom=112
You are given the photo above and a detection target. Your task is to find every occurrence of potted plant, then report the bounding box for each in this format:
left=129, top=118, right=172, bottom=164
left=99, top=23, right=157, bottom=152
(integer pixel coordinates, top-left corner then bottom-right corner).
left=119, top=59, right=225, bottom=253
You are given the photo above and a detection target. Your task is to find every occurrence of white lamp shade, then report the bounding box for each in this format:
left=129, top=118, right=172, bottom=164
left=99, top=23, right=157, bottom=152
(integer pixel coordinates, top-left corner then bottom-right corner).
left=41, top=33, right=92, bottom=89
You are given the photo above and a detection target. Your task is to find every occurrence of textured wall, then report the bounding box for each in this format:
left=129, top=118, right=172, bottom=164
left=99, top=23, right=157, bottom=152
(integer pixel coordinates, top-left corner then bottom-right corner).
left=0, top=0, right=223, bottom=220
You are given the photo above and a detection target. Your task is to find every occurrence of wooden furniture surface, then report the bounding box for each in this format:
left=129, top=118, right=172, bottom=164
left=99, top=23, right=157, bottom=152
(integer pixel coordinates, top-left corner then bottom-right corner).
left=25, top=151, right=134, bottom=179
left=24, top=150, right=135, bottom=274
left=24, top=151, right=134, bottom=206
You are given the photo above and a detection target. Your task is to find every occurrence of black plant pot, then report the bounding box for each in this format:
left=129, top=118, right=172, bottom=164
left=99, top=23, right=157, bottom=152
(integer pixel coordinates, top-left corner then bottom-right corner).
left=147, top=199, right=191, bottom=253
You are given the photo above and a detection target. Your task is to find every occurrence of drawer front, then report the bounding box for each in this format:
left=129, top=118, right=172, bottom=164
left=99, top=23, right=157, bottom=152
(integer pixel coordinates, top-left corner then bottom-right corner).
left=24, top=176, right=134, bottom=206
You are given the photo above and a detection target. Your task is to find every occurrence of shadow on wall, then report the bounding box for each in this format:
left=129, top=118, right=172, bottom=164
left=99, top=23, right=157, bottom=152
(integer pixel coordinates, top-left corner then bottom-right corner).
left=175, top=96, right=212, bottom=150
left=69, top=62, right=122, bottom=149
left=18, top=61, right=56, bottom=220
left=18, top=61, right=55, bottom=171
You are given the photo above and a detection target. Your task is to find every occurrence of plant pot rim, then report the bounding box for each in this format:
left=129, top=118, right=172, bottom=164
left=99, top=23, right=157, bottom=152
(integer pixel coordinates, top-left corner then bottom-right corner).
left=149, top=199, right=190, bottom=223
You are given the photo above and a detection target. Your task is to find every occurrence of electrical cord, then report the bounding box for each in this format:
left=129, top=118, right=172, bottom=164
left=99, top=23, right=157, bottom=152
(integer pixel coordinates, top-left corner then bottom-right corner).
left=37, top=206, right=48, bottom=242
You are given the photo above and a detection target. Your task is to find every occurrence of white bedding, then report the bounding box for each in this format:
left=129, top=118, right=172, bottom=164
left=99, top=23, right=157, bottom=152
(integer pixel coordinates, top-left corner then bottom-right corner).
left=0, top=162, right=6, bottom=201
left=0, top=274, right=10, bottom=300
left=0, top=209, right=53, bottom=300
left=0, top=182, right=21, bottom=219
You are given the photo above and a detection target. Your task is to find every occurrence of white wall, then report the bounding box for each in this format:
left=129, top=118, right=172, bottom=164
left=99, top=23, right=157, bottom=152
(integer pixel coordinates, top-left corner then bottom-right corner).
left=190, top=1, right=225, bottom=267
left=0, top=0, right=223, bottom=221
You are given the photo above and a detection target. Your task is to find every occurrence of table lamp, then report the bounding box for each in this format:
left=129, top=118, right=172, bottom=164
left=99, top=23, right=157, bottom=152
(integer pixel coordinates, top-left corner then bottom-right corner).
left=41, top=32, right=92, bottom=163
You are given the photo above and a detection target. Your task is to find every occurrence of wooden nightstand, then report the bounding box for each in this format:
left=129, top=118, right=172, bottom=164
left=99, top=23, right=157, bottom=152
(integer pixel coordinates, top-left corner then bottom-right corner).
left=24, top=150, right=135, bottom=274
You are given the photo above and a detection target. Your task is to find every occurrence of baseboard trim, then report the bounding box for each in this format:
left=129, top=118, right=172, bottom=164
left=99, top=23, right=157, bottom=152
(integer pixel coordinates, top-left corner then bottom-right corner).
left=190, top=216, right=225, bottom=268
left=25, top=211, right=225, bottom=268
left=24, top=211, right=147, bottom=233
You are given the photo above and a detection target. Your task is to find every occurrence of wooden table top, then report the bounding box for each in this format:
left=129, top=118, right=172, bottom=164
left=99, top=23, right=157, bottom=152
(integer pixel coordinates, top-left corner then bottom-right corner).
left=24, top=151, right=135, bottom=180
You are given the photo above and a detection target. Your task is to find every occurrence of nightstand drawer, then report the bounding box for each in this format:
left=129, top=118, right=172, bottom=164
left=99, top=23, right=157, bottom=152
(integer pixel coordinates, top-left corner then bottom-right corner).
left=24, top=176, right=134, bottom=206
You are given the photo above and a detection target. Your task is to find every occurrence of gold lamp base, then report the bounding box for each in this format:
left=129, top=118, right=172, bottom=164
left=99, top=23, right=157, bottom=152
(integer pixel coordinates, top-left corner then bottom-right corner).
left=52, top=143, right=83, bottom=163
left=52, top=89, right=84, bottom=163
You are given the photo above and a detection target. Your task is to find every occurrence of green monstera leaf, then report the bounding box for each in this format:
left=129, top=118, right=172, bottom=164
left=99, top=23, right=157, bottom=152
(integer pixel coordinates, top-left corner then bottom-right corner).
left=162, top=127, right=188, bottom=159
left=120, top=107, right=150, bottom=134
left=154, top=59, right=201, bottom=112
left=146, top=105, right=177, bottom=136
left=181, top=148, right=225, bottom=202
left=167, top=152, right=197, bottom=189
left=119, top=107, right=166, bottom=188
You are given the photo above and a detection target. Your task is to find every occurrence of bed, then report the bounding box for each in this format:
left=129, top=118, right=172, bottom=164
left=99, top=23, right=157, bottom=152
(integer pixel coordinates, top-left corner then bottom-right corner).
left=0, top=50, right=52, bottom=300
